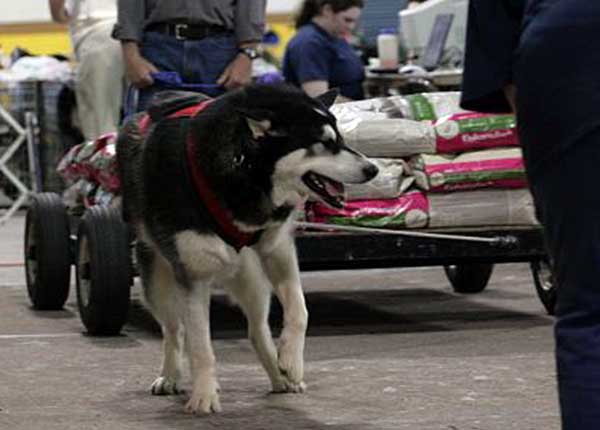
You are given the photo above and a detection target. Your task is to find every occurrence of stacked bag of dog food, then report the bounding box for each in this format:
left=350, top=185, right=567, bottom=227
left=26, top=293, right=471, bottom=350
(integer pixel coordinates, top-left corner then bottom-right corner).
left=306, top=92, right=539, bottom=229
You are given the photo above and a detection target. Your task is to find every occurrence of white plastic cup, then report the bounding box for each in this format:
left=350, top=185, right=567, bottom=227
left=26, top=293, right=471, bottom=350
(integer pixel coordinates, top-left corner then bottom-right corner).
left=377, top=28, right=399, bottom=70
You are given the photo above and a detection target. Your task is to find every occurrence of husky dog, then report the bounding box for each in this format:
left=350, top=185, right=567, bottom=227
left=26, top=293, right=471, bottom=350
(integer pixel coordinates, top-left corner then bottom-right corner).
left=116, top=84, right=378, bottom=414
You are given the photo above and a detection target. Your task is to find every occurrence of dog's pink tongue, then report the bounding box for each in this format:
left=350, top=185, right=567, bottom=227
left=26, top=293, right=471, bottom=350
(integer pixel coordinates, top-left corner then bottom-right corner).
left=325, top=180, right=344, bottom=197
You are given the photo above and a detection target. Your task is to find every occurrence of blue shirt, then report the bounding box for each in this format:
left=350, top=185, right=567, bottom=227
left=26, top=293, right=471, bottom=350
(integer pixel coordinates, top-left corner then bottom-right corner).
left=282, top=22, right=365, bottom=100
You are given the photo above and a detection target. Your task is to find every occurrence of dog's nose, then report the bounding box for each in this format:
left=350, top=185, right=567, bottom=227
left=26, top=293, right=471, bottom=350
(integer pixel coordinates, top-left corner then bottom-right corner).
left=363, top=163, right=379, bottom=180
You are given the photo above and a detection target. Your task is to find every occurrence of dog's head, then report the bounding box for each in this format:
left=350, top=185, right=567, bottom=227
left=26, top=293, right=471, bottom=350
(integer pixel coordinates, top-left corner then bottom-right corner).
left=232, top=85, right=378, bottom=209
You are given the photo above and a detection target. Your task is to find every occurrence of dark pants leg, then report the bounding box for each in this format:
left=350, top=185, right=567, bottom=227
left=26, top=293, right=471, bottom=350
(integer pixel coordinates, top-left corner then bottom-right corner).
left=525, top=128, right=600, bottom=429
left=514, top=2, right=600, bottom=426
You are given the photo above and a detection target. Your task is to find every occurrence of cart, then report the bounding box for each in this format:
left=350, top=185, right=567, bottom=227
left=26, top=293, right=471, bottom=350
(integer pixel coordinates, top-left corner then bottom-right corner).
left=22, top=74, right=555, bottom=335
left=23, top=191, right=556, bottom=336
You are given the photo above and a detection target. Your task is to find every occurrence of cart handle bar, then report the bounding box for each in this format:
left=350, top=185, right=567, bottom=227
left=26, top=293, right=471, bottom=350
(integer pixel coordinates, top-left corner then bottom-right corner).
left=295, top=222, right=519, bottom=249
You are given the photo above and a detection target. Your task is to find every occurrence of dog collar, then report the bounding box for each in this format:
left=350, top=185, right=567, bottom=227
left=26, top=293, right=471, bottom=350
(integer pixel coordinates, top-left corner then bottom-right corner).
left=184, top=121, right=260, bottom=251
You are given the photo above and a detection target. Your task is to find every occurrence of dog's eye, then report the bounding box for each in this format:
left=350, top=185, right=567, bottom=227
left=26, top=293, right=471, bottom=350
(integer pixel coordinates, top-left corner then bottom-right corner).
left=309, top=143, right=327, bottom=155
left=321, top=124, right=337, bottom=143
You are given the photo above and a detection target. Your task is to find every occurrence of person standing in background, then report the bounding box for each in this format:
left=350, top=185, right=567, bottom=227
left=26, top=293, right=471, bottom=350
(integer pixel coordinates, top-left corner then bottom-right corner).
left=282, top=0, right=365, bottom=101
left=112, top=0, right=266, bottom=114
left=48, top=0, right=124, bottom=141
left=461, top=1, right=600, bottom=428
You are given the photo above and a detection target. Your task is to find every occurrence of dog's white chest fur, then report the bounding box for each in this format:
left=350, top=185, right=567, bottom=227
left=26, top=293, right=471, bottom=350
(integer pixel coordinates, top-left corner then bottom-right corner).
left=174, top=230, right=240, bottom=281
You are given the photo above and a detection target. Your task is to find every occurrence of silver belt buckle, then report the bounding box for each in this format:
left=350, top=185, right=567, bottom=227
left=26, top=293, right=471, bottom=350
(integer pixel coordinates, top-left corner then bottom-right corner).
left=174, top=23, right=188, bottom=40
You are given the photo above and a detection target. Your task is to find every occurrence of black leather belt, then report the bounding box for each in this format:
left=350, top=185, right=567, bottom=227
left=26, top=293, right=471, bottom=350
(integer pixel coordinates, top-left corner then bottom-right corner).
left=146, top=22, right=229, bottom=40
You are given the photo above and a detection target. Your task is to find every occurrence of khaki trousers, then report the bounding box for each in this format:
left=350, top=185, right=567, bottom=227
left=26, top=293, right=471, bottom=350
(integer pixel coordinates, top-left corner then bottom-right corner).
left=73, top=20, right=124, bottom=140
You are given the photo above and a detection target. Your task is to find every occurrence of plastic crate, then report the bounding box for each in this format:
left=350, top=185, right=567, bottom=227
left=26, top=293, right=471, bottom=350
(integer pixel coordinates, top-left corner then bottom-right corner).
left=0, top=80, right=80, bottom=194
left=0, top=80, right=33, bottom=200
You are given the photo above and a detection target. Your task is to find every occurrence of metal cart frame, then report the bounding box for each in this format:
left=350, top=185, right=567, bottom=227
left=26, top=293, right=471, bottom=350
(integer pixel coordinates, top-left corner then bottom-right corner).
left=296, top=227, right=545, bottom=271
left=23, top=191, right=554, bottom=336
left=21, top=72, right=556, bottom=334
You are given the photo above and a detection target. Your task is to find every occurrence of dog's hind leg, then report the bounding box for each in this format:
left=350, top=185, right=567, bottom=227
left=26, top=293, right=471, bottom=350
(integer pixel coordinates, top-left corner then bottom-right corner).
left=181, top=283, right=221, bottom=414
left=222, top=249, right=291, bottom=392
left=137, top=242, right=184, bottom=395
left=151, top=319, right=184, bottom=396
left=258, top=229, right=308, bottom=392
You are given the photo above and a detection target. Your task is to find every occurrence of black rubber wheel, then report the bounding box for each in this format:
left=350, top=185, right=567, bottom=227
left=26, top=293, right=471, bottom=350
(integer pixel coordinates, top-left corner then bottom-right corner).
left=24, top=192, right=71, bottom=310
left=76, top=206, right=131, bottom=335
left=531, top=258, right=556, bottom=316
left=444, top=263, right=494, bottom=294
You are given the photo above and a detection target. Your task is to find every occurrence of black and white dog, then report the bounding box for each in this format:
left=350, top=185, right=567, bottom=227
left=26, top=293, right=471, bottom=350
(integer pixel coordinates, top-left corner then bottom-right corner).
left=117, top=84, right=378, bottom=414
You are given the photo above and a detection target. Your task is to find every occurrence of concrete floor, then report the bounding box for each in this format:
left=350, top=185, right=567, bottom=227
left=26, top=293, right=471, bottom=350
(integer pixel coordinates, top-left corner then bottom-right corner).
left=0, top=213, right=559, bottom=429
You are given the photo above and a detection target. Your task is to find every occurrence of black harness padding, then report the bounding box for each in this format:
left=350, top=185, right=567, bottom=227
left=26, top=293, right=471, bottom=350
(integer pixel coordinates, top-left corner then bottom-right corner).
left=147, top=90, right=213, bottom=122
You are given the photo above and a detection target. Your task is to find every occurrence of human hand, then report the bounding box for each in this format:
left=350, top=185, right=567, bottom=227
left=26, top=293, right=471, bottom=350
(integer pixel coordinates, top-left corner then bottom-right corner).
left=217, top=54, right=252, bottom=89
left=122, top=42, right=159, bottom=88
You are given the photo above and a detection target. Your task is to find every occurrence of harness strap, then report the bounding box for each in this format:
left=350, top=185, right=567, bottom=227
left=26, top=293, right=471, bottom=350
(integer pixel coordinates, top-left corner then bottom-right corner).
left=184, top=131, right=258, bottom=251
left=169, top=101, right=214, bottom=119
left=136, top=98, right=261, bottom=251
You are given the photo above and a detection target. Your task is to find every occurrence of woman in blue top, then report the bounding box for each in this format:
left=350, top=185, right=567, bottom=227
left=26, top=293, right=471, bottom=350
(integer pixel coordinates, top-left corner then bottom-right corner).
left=283, top=0, right=365, bottom=101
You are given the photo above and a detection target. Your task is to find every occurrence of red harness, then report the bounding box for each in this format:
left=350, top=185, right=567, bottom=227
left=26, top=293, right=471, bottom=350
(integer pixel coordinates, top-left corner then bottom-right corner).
left=137, top=100, right=259, bottom=251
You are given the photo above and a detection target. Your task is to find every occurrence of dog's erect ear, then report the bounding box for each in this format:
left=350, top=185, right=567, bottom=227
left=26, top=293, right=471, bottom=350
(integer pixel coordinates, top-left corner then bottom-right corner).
left=236, top=108, right=273, bottom=139
left=315, top=88, right=339, bottom=109
left=246, top=118, right=272, bottom=139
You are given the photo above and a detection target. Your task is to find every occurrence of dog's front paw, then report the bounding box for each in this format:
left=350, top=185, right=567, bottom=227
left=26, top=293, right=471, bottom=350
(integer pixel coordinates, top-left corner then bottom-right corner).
left=184, top=384, right=221, bottom=414
left=271, top=378, right=306, bottom=394
left=277, top=340, right=304, bottom=386
left=151, top=376, right=182, bottom=395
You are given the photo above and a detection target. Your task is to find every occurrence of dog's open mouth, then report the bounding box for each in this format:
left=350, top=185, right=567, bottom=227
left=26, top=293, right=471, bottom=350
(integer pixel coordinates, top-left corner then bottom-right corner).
left=302, top=171, right=345, bottom=208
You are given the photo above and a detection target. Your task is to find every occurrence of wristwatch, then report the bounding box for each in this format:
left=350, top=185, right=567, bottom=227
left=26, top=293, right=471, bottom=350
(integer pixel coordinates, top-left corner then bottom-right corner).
left=238, top=47, right=260, bottom=60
